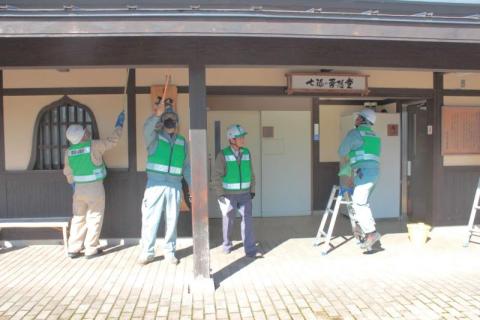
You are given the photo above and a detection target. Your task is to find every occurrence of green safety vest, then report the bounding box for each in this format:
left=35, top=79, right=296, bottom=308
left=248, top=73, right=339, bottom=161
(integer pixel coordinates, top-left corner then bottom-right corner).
left=348, top=125, right=381, bottom=166
left=222, top=147, right=252, bottom=191
left=67, top=141, right=107, bottom=183
left=146, top=134, right=186, bottom=176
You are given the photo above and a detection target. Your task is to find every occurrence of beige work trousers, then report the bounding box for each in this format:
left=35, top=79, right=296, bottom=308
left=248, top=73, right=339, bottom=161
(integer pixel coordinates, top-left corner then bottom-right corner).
left=68, top=181, right=105, bottom=256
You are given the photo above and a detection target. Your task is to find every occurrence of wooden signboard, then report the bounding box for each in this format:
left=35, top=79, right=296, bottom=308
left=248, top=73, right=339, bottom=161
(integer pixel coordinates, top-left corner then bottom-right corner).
left=442, top=106, right=480, bottom=155
left=286, top=72, right=369, bottom=95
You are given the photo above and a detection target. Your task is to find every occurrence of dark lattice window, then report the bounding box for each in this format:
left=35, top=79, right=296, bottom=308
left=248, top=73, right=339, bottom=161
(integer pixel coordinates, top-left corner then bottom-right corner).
left=29, top=96, right=99, bottom=170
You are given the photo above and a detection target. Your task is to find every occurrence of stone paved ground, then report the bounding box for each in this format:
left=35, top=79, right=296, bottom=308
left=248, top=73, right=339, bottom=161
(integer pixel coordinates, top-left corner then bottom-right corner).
left=1, top=217, right=480, bottom=320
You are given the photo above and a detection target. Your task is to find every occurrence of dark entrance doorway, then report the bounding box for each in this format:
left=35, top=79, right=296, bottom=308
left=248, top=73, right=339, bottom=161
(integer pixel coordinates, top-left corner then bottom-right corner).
left=402, top=100, right=433, bottom=223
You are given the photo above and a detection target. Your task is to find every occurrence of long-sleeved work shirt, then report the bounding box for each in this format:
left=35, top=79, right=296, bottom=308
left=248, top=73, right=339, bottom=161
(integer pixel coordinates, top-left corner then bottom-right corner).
left=338, top=125, right=380, bottom=185
left=213, top=146, right=256, bottom=197
left=63, top=127, right=123, bottom=185
left=143, top=115, right=191, bottom=189
left=338, top=126, right=379, bottom=170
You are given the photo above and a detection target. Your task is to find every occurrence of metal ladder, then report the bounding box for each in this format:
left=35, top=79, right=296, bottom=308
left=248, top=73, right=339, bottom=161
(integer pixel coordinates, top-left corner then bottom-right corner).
left=314, top=185, right=362, bottom=255
left=464, top=177, right=480, bottom=247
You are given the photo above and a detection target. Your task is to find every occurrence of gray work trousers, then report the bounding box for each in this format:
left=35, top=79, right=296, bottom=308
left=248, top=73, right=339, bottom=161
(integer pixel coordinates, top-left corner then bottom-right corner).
left=220, top=193, right=257, bottom=256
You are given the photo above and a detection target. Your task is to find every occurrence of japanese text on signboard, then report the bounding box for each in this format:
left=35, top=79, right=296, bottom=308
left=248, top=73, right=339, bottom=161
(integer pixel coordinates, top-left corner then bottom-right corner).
left=286, top=73, right=369, bottom=95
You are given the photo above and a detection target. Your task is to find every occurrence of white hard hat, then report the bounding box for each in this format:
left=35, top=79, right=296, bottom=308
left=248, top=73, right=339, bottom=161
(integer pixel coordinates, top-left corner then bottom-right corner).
left=227, top=124, right=247, bottom=139
left=356, top=108, right=376, bottom=124
left=66, top=124, right=85, bottom=144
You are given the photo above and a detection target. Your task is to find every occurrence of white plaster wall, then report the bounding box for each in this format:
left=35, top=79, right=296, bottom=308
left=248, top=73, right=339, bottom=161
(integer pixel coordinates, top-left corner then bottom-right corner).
left=4, top=95, right=128, bottom=170
left=319, top=104, right=364, bottom=162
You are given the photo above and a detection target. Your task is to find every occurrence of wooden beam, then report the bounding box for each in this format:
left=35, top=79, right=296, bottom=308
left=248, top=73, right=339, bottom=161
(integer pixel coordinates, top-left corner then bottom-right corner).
left=1, top=85, right=437, bottom=99
left=0, top=70, right=6, bottom=220
left=432, top=72, right=444, bottom=226
left=135, top=86, right=189, bottom=95
left=127, top=69, right=137, bottom=173
left=3, top=87, right=124, bottom=96
left=442, top=89, right=480, bottom=97
left=7, top=86, right=480, bottom=99
left=311, top=98, right=321, bottom=210
left=188, top=62, right=213, bottom=291
left=0, top=37, right=479, bottom=71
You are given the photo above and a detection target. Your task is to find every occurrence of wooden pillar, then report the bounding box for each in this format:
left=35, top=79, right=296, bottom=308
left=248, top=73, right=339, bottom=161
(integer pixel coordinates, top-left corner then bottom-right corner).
left=0, top=70, right=6, bottom=220
left=432, top=72, right=444, bottom=225
left=311, top=97, right=320, bottom=210
left=188, top=62, right=214, bottom=292
left=127, top=68, right=137, bottom=173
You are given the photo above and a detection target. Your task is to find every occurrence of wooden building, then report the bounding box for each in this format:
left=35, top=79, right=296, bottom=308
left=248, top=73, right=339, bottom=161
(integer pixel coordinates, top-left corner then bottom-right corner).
left=1, top=0, right=480, bottom=283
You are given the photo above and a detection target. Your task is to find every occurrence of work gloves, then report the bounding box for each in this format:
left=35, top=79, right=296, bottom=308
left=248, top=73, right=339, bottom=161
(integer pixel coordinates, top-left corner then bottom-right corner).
left=70, top=183, right=76, bottom=192
left=115, top=111, right=126, bottom=128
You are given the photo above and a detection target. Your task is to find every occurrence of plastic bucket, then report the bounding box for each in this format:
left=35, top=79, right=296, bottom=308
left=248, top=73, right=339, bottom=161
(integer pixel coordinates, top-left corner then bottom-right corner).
left=407, top=223, right=430, bottom=245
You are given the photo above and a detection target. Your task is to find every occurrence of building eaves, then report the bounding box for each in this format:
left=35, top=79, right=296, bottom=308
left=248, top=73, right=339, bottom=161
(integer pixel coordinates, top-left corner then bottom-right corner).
left=0, top=6, right=479, bottom=43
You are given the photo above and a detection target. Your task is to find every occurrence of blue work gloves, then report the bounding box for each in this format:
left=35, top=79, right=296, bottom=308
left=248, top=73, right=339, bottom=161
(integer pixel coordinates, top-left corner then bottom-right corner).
left=70, top=183, right=76, bottom=192
left=115, top=111, right=126, bottom=128
left=339, top=186, right=353, bottom=196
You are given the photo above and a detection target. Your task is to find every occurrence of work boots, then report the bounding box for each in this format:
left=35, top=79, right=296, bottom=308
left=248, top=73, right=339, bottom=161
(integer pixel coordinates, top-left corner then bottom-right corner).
left=362, top=231, right=381, bottom=250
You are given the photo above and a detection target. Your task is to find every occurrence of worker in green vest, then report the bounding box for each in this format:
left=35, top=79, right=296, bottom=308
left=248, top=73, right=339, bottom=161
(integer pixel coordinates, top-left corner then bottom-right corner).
left=138, top=98, right=191, bottom=265
left=213, top=124, right=259, bottom=258
left=64, top=110, right=125, bottom=259
left=338, top=108, right=382, bottom=250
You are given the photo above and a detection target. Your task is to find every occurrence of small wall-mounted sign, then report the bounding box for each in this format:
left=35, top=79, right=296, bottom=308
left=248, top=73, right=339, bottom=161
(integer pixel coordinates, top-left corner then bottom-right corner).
left=313, top=123, right=320, bottom=141
left=286, top=73, right=369, bottom=95
left=387, top=124, right=399, bottom=136
left=427, top=125, right=433, bottom=135
left=263, top=126, right=274, bottom=138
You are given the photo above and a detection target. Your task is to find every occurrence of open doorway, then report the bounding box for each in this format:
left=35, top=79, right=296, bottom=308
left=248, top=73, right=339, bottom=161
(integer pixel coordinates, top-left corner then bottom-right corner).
left=401, top=100, right=433, bottom=223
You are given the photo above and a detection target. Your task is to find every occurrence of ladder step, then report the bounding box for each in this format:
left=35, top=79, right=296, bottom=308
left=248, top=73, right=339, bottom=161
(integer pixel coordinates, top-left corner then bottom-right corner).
left=474, top=205, right=480, bottom=210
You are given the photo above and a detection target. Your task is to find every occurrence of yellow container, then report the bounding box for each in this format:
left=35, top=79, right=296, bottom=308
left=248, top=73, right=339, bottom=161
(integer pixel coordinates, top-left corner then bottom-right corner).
left=407, top=223, right=431, bottom=245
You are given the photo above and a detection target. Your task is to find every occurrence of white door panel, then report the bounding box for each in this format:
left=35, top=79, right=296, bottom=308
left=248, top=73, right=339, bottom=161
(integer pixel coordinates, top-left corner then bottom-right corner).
left=261, top=111, right=311, bottom=216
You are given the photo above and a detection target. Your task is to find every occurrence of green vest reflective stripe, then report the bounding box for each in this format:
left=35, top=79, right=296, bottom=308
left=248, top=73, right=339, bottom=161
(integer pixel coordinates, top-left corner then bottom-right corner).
left=349, top=125, right=381, bottom=166
left=67, top=141, right=107, bottom=183
left=146, top=134, right=186, bottom=176
left=222, top=147, right=252, bottom=191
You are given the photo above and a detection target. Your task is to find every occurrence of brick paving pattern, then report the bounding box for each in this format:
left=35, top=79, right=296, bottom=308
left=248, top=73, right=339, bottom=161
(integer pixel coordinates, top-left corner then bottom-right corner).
left=1, top=218, right=480, bottom=319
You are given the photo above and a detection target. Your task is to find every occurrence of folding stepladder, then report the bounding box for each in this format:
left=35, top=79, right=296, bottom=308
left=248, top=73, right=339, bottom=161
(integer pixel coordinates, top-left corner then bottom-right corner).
left=464, top=177, right=480, bottom=247
left=313, top=185, right=364, bottom=255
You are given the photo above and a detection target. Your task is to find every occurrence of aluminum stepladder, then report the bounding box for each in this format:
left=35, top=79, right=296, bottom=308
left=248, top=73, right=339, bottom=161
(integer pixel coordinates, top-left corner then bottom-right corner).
left=313, top=185, right=365, bottom=255
left=464, top=177, right=480, bottom=247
